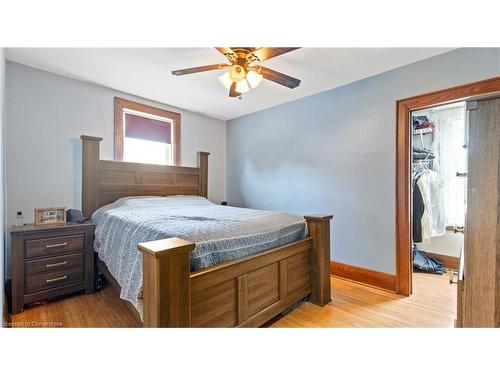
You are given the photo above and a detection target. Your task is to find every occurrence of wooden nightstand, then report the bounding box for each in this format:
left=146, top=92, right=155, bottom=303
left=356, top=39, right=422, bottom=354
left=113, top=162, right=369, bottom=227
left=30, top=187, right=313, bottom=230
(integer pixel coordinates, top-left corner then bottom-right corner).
left=10, top=222, right=95, bottom=314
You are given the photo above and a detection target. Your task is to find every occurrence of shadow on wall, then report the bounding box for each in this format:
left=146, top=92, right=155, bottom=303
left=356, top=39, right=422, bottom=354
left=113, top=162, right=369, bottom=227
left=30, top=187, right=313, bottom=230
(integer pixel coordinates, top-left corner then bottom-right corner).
left=239, top=160, right=320, bottom=211
left=232, top=118, right=382, bottom=214
left=234, top=113, right=383, bottom=182
left=71, top=138, right=82, bottom=210
left=238, top=159, right=362, bottom=215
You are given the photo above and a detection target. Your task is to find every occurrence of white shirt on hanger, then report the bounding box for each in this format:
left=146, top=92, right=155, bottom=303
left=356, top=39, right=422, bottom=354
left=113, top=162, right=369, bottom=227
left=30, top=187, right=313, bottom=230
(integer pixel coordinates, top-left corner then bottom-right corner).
left=417, top=169, right=446, bottom=243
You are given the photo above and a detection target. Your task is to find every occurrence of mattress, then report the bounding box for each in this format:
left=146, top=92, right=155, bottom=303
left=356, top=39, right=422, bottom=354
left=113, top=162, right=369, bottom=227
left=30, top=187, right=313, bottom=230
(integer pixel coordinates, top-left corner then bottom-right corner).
left=91, top=195, right=307, bottom=305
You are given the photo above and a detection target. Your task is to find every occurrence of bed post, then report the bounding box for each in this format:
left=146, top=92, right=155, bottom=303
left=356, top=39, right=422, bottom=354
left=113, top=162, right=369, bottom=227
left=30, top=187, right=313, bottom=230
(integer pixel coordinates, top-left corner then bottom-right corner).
left=137, top=237, right=195, bottom=327
left=305, top=215, right=333, bottom=306
left=197, top=151, right=210, bottom=198
left=81, top=135, right=103, bottom=218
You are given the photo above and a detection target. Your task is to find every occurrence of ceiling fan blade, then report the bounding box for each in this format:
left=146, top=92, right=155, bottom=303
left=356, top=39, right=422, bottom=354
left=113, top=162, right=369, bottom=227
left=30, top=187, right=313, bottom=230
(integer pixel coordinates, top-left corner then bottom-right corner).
left=253, top=65, right=301, bottom=89
left=250, top=47, right=300, bottom=62
left=229, top=82, right=239, bottom=97
left=215, top=47, right=237, bottom=62
left=171, top=63, right=229, bottom=76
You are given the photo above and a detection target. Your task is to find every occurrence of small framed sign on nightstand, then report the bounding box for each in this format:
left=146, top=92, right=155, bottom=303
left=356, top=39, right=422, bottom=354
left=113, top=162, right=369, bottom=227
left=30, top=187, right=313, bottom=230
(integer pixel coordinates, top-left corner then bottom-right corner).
left=34, top=207, right=66, bottom=226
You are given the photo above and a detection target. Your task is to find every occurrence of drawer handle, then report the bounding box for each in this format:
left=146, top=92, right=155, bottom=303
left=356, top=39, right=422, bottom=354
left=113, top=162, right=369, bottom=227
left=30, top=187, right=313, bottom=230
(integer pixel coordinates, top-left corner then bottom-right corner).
left=46, top=261, right=68, bottom=268
left=45, top=242, right=68, bottom=249
left=46, top=275, right=68, bottom=283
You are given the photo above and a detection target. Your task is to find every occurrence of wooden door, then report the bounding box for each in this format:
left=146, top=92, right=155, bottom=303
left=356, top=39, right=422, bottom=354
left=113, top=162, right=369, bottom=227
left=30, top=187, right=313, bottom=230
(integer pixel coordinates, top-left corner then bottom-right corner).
left=462, top=96, right=500, bottom=327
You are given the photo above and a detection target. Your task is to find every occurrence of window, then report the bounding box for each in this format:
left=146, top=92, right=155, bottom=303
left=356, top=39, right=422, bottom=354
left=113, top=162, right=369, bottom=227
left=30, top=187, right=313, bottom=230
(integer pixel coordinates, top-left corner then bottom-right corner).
left=114, top=97, right=181, bottom=165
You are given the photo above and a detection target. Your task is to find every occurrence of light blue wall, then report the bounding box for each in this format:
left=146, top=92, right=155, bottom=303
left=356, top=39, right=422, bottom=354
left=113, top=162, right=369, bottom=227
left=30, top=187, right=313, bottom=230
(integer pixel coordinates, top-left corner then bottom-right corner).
left=4, top=62, right=226, bottom=278
left=226, top=48, right=500, bottom=274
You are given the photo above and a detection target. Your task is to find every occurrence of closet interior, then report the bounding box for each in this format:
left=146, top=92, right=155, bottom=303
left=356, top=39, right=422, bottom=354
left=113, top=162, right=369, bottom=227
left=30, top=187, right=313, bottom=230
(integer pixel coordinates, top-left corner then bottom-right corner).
left=411, top=102, right=467, bottom=302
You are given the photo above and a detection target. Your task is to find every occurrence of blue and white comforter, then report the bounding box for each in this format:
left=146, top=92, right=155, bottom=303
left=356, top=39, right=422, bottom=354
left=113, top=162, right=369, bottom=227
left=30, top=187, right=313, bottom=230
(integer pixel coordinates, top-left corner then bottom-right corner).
left=92, top=196, right=307, bottom=304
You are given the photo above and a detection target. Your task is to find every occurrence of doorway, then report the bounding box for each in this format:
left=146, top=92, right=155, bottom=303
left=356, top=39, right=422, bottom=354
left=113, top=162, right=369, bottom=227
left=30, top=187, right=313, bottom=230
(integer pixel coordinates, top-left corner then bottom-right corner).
left=395, top=76, right=500, bottom=327
left=410, top=102, right=466, bottom=320
left=395, top=77, right=500, bottom=296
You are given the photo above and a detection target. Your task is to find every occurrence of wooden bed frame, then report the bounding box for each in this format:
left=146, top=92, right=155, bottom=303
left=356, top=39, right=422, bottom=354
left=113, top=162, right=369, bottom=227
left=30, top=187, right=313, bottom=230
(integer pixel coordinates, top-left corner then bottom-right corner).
left=81, top=135, right=332, bottom=327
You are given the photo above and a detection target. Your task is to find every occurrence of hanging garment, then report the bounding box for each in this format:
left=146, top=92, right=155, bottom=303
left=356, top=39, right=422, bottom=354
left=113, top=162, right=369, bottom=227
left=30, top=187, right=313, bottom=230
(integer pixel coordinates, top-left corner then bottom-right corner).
left=417, top=169, right=446, bottom=242
left=413, top=173, right=425, bottom=243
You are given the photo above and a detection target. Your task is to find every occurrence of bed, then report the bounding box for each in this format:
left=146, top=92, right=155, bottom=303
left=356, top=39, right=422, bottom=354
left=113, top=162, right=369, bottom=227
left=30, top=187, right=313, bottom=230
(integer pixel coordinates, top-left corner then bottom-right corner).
left=81, top=135, right=332, bottom=327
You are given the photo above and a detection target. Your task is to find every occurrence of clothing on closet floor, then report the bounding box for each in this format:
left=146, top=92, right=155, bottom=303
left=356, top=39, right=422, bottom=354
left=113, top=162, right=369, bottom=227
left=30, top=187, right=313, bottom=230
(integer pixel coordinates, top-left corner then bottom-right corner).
left=417, top=169, right=446, bottom=242
left=413, top=246, right=445, bottom=275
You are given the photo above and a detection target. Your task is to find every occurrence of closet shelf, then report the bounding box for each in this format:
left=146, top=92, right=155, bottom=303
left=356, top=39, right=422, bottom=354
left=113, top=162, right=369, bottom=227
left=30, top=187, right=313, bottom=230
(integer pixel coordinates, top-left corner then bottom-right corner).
left=412, top=128, right=434, bottom=135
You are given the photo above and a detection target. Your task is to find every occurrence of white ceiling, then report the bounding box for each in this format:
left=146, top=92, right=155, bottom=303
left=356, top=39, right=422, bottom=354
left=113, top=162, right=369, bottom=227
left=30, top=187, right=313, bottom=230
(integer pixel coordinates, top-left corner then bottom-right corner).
left=5, top=48, right=453, bottom=121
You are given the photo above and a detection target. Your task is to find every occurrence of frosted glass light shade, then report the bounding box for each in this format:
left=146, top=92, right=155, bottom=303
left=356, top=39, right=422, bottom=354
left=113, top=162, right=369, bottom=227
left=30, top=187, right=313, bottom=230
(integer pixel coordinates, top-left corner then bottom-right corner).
left=228, top=65, right=246, bottom=82
left=246, top=70, right=263, bottom=88
left=235, top=79, right=250, bottom=94
left=218, top=72, right=233, bottom=89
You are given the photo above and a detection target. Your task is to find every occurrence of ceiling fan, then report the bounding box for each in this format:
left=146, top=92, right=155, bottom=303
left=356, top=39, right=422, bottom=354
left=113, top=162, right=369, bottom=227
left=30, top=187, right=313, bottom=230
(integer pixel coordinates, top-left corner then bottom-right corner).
left=172, top=47, right=301, bottom=97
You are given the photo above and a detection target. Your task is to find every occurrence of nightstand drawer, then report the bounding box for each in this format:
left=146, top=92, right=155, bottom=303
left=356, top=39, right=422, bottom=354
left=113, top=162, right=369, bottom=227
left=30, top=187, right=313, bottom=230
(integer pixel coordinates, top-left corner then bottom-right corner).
left=26, top=268, right=83, bottom=294
left=25, top=234, right=84, bottom=259
left=26, top=253, right=84, bottom=276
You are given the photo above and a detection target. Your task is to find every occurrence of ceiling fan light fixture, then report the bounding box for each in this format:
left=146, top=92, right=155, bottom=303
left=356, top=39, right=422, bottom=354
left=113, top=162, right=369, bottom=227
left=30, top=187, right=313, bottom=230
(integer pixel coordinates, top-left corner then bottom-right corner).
left=228, top=64, right=246, bottom=83
left=246, top=70, right=263, bottom=88
left=235, top=79, right=250, bottom=94
left=218, top=71, right=233, bottom=89
left=173, top=48, right=301, bottom=97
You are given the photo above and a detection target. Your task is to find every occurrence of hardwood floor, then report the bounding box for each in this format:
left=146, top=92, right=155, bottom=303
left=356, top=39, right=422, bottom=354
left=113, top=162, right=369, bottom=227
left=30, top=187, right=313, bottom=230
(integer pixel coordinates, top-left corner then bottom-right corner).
left=8, top=272, right=456, bottom=328
left=270, top=271, right=457, bottom=327
left=8, top=283, right=141, bottom=328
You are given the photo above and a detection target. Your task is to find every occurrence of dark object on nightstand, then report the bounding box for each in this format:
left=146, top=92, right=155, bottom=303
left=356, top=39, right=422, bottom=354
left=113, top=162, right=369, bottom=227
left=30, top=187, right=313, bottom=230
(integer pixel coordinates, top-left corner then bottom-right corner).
left=66, top=209, right=86, bottom=224
left=10, top=221, right=95, bottom=314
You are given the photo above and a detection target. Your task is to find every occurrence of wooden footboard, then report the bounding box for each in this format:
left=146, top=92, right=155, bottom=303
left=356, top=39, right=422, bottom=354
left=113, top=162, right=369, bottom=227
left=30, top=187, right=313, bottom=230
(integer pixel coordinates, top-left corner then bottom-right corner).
left=137, top=215, right=332, bottom=327
left=81, top=135, right=332, bottom=327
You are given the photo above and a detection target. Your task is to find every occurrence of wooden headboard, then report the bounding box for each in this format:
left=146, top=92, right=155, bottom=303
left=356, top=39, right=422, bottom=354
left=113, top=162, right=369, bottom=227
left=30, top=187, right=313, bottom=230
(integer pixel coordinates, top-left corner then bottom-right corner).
left=81, top=135, right=209, bottom=218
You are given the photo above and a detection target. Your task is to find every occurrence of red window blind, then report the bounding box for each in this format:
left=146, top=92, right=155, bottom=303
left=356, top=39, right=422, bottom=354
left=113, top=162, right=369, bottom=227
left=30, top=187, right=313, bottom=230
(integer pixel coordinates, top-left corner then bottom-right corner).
left=124, top=112, right=172, bottom=144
